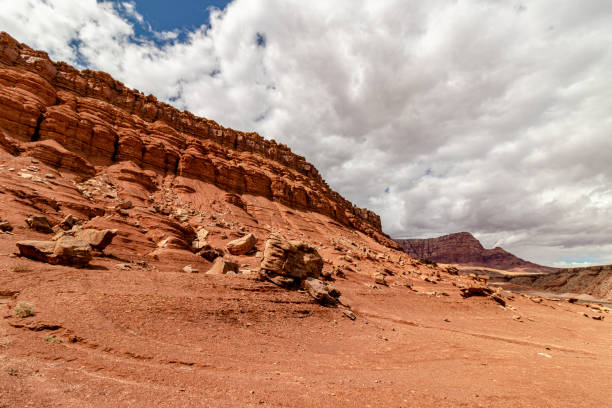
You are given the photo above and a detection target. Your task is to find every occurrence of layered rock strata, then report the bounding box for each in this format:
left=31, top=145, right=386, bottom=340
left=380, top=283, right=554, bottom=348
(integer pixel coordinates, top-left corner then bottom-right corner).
left=0, top=32, right=394, bottom=246
left=396, top=232, right=555, bottom=273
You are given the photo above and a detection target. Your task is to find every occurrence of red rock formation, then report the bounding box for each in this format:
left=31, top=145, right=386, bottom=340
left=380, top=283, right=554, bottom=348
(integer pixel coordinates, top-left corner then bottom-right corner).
left=0, top=32, right=395, bottom=247
left=507, top=265, right=612, bottom=301
left=396, top=232, right=556, bottom=273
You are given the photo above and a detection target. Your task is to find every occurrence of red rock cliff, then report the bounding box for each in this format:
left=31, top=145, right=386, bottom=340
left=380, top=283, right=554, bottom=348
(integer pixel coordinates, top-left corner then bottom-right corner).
left=396, top=232, right=555, bottom=273
left=0, top=32, right=395, bottom=247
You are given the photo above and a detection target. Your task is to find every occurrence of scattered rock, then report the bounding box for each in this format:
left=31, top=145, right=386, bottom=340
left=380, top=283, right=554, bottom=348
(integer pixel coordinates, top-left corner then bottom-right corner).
left=26, top=215, right=53, bottom=233
left=226, top=233, right=256, bottom=255
left=269, top=275, right=297, bottom=288
left=115, top=263, right=131, bottom=270
left=373, top=272, right=387, bottom=286
left=303, top=278, right=339, bottom=306
left=0, top=220, right=13, bottom=232
left=197, top=244, right=224, bottom=261
left=343, top=310, right=356, bottom=320
left=206, top=258, right=239, bottom=275
left=75, top=229, right=117, bottom=251
left=490, top=294, right=506, bottom=307
left=16, top=237, right=92, bottom=267
left=320, top=269, right=334, bottom=281
left=118, top=200, right=133, bottom=210
left=460, top=286, right=494, bottom=298
left=58, top=214, right=79, bottom=230
left=183, top=265, right=199, bottom=273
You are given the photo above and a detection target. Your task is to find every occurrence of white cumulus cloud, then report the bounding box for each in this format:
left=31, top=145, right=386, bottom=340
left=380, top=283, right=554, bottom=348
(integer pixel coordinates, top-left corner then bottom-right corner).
left=2, top=0, right=612, bottom=266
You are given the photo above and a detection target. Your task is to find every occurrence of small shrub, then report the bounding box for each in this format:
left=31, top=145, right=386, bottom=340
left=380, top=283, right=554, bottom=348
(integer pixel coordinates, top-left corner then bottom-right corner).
left=12, top=301, right=34, bottom=318
left=45, top=336, right=61, bottom=344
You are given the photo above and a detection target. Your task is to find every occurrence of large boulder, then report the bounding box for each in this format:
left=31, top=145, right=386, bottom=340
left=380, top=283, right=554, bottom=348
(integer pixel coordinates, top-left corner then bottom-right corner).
left=75, top=228, right=117, bottom=251
left=16, top=240, right=56, bottom=263
left=206, top=258, right=239, bottom=275
left=52, top=237, right=92, bottom=266
left=226, top=233, right=256, bottom=255
left=16, top=237, right=92, bottom=267
left=260, top=233, right=323, bottom=280
left=26, top=215, right=53, bottom=233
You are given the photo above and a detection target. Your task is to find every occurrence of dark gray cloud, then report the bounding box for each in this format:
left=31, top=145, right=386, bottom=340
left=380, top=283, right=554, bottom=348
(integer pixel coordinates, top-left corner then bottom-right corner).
left=2, top=0, right=612, bottom=267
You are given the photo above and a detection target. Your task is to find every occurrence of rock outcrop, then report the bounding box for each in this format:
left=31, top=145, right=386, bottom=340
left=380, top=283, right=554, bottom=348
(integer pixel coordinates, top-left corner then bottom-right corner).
left=396, top=232, right=555, bottom=273
left=17, top=237, right=92, bottom=266
left=507, top=265, right=612, bottom=301
left=260, top=233, right=339, bottom=305
left=260, top=233, right=323, bottom=280
left=0, top=32, right=396, bottom=248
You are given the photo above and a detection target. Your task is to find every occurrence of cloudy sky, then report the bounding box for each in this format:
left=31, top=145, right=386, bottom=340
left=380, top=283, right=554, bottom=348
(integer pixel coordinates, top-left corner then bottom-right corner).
left=2, top=0, right=612, bottom=267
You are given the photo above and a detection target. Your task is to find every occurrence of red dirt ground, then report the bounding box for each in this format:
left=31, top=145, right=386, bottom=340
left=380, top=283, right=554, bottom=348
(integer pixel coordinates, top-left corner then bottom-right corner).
left=0, top=169, right=610, bottom=408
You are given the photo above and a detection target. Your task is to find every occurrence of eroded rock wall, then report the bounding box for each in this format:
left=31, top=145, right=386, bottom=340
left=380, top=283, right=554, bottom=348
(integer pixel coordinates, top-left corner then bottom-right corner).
left=0, top=32, right=393, bottom=247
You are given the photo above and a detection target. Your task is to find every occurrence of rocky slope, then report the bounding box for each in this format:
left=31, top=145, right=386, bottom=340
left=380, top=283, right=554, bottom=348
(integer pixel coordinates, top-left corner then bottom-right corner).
left=0, top=31, right=394, bottom=248
left=507, top=265, right=612, bottom=301
left=396, top=232, right=556, bottom=273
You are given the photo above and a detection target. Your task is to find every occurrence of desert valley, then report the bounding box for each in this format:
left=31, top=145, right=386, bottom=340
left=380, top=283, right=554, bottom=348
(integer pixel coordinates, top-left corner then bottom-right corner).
left=0, top=32, right=610, bottom=408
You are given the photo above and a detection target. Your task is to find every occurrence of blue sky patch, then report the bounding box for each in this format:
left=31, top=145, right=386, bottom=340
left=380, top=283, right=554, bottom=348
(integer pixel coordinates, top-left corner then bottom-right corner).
left=108, top=0, right=233, bottom=42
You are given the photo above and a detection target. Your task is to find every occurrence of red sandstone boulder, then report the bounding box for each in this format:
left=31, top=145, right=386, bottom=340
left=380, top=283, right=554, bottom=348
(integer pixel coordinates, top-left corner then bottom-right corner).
left=206, top=258, right=239, bottom=275
left=226, top=233, right=256, bottom=255
left=75, top=228, right=118, bottom=251
left=26, top=215, right=53, bottom=233
left=260, top=233, right=323, bottom=280
left=16, top=237, right=92, bottom=267
left=303, top=278, right=340, bottom=306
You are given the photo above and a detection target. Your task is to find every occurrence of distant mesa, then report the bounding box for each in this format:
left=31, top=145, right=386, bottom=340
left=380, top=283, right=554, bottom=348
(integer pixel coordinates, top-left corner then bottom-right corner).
left=395, top=232, right=556, bottom=274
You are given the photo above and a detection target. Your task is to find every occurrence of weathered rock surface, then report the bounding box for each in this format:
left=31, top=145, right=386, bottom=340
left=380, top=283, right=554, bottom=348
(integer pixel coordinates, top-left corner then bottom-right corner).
left=373, top=272, right=387, bottom=286
left=0, top=32, right=397, bottom=248
left=396, top=232, right=556, bottom=273
left=304, top=278, right=339, bottom=305
left=75, top=228, right=117, bottom=251
left=226, top=233, right=256, bottom=255
left=206, top=258, right=239, bottom=275
left=25, top=215, right=53, bottom=233
left=260, top=233, right=323, bottom=280
left=507, top=266, right=612, bottom=301
left=16, top=237, right=92, bottom=266
left=0, top=219, right=12, bottom=231
left=197, top=244, right=224, bottom=262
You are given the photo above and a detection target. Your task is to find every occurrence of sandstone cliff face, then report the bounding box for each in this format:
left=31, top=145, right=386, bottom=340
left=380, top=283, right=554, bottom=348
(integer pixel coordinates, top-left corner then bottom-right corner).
left=396, top=232, right=554, bottom=273
left=0, top=32, right=393, bottom=247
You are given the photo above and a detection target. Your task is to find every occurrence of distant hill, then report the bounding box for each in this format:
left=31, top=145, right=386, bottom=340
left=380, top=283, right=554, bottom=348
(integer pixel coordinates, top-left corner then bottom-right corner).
left=395, top=232, right=556, bottom=273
